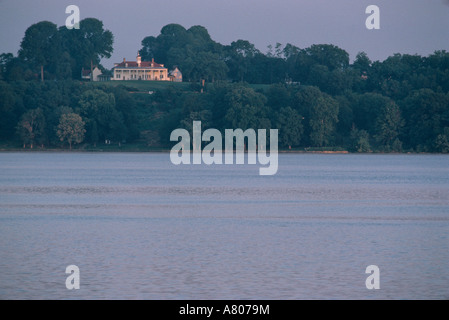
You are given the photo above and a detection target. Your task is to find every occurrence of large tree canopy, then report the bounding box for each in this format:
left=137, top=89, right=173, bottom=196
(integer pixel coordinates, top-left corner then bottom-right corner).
left=18, top=21, right=59, bottom=81
left=59, top=18, right=114, bottom=79
left=15, top=18, right=113, bottom=81
left=140, top=24, right=228, bottom=82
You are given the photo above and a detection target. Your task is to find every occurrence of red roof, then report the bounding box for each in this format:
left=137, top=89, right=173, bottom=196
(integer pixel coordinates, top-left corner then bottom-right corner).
left=114, top=59, right=164, bottom=68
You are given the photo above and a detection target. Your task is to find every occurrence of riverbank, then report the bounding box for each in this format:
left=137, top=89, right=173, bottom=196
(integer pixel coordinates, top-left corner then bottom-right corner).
left=1, top=143, right=443, bottom=154
left=0, top=143, right=166, bottom=153
left=0, top=141, right=350, bottom=153
left=0, top=147, right=349, bottom=153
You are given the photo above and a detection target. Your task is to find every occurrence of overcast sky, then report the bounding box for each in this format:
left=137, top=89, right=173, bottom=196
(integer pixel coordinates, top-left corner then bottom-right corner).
left=0, top=0, right=448, bottom=69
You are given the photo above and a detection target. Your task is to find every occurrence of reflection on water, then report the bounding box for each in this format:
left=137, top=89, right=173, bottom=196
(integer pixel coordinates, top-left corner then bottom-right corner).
left=0, top=152, right=448, bottom=299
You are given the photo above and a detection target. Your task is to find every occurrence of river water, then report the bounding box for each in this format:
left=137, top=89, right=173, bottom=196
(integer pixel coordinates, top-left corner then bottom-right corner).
left=0, top=152, right=448, bottom=299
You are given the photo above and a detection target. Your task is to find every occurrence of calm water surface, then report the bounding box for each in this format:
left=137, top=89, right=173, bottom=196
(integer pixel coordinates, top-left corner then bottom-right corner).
left=0, top=152, right=448, bottom=299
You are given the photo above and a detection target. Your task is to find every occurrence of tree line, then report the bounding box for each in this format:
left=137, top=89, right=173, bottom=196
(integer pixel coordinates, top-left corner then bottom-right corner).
left=0, top=18, right=113, bottom=82
left=0, top=21, right=448, bottom=152
left=154, top=81, right=449, bottom=153
left=0, top=81, right=140, bottom=149
left=1, top=78, right=447, bottom=152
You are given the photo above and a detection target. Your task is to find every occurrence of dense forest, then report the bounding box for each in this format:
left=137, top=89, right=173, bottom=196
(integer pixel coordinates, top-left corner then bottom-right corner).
left=0, top=20, right=448, bottom=152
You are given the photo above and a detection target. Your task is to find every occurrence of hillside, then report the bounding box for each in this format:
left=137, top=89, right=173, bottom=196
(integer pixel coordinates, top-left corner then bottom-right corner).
left=91, top=80, right=191, bottom=93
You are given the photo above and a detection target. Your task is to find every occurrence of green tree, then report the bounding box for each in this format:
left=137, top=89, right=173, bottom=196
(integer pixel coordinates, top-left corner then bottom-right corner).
left=290, top=44, right=350, bottom=84
left=0, top=81, right=20, bottom=139
left=334, top=94, right=354, bottom=139
left=1, top=55, right=34, bottom=81
left=276, top=107, right=303, bottom=149
left=16, top=108, right=47, bottom=148
left=141, top=24, right=227, bottom=82
left=307, top=64, right=330, bottom=90
left=44, top=105, right=73, bottom=144
left=266, top=84, right=291, bottom=111
left=180, top=110, right=213, bottom=144
left=350, top=128, right=371, bottom=152
left=225, top=103, right=261, bottom=130
left=60, top=18, right=113, bottom=79
left=56, top=113, right=86, bottom=149
left=352, top=52, right=372, bottom=72
left=55, top=52, right=73, bottom=80
left=435, top=127, right=449, bottom=153
left=188, top=51, right=228, bottom=82
left=374, top=102, right=404, bottom=151
left=113, top=87, right=140, bottom=142
left=18, top=21, right=58, bottom=81
left=225, top=40, right=260, bottom=82
left=305, top=44, right=350, bottom=71
left=224, top=86, right=269, bottom=130
left=292, top=86, right=322, bottom=145
left=402, top=89, right=449, bottom=151
left=141, top=24, right=188, bottom=63
left=282, top=43, right=300, bottom=60
left=78, top=89, right=125, bottom=143
left=353, top=93, right=392, bottom=134
left=309, top=95, right=339, bottom=147
left=424, top=50, right=449, bottom=92
left=0, top=53, right=14, bottom=80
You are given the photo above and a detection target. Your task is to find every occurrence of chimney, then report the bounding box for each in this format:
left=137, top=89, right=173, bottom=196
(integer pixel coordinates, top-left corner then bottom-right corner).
left=137, top=52, right=141, bottom=67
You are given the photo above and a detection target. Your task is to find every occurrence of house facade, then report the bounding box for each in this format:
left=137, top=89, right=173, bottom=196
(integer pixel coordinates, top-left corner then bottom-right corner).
left=169, top=67, right=183, bottom=82
left=112, top=54, right=170, bottom=81
left=81, top=66, right=103, bottom=81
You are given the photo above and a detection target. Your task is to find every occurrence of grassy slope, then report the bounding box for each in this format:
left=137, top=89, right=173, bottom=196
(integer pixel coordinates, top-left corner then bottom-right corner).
left=91, top=80, right=270, bottom=92
left=90, top=80, right=191, bottom=92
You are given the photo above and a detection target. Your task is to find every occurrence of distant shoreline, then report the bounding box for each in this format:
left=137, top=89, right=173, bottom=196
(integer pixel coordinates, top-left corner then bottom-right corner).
left=0, top=147, right=348, bottom=153
left=0, top=147, right=446, bottom=155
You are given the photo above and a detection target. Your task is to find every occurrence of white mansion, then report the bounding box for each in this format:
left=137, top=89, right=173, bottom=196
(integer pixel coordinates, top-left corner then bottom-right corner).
left=112, top=53, right=182, bottom=82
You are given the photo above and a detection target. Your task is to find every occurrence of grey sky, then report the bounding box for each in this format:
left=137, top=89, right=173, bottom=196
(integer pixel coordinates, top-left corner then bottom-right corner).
left=0, top=0, right=448, bottom=69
